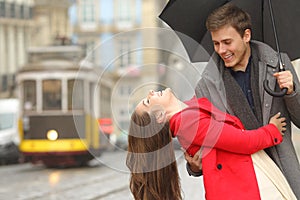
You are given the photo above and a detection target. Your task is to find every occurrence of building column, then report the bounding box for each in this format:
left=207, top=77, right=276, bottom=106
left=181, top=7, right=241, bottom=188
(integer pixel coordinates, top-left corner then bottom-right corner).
left=0, top=24, right=6, bottom=75
left=17, top=26, right=25, bottom=70
left=7, top=25, right=16, bottom=74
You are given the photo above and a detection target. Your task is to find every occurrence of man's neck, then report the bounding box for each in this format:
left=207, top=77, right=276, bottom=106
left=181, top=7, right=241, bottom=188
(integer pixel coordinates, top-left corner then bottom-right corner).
left=232, top=45, right=251, bottom=72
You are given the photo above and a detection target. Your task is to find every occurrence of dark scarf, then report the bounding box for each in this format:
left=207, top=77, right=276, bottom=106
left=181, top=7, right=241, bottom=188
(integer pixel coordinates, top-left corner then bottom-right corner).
left=221, top=49, right=263, bottom=130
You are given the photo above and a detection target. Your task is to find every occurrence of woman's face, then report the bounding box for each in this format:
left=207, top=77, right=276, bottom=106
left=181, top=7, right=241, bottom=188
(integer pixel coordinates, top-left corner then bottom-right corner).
left=135, top=88, right=175, bottom=115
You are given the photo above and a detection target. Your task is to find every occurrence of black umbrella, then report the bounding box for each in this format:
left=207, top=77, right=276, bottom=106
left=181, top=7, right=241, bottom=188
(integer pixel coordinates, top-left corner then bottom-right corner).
left=159, top=0, right=300, bottom=96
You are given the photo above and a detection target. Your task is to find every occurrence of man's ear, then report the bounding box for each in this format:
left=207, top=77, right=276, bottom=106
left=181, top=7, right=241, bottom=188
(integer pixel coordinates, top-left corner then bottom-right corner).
left=243, top=28, right=251, bottom=42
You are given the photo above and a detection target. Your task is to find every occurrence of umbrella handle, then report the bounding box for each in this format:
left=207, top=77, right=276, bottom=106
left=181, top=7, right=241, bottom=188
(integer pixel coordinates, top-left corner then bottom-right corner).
left=263, top=80, right=288, bottom=97
left=263, top=64, right=288, bottom=97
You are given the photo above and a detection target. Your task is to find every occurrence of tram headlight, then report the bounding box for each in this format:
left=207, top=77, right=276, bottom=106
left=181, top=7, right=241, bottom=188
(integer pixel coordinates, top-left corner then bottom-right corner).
left=47, top=129, right=58, bottom=141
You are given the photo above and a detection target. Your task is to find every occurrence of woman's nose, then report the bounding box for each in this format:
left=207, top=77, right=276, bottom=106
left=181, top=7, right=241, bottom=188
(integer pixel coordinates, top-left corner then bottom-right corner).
left=149, top=90, right=154, bottom=95
left=147, top=90, right=154, bottom=98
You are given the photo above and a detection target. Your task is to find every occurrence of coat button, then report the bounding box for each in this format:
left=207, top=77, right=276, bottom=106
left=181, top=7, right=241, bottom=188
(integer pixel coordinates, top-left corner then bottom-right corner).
left=217, top=164, right=222, bottom=170
left=274, top=138, right=278, bottom=143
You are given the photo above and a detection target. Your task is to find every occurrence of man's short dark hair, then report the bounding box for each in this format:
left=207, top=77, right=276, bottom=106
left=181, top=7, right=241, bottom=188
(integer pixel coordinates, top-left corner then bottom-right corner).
left=206, top=3, right=252, bottom=38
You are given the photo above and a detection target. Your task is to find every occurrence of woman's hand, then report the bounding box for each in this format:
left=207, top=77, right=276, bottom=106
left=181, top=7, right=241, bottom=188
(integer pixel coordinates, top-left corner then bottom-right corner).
left=269, top=112, right=286, bottom=134
left=183, top=148, right=202, bottom=173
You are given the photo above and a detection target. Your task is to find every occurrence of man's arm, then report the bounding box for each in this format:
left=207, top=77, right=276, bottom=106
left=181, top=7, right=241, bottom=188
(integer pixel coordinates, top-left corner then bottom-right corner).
left=281, top=53, right=300, bottom=128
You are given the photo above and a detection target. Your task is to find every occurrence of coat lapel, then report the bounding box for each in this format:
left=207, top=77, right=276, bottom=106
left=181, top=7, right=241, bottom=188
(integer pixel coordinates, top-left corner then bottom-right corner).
left=252, top=41, right=279, bottom=125
left=260, top=61, right=277, bottom=124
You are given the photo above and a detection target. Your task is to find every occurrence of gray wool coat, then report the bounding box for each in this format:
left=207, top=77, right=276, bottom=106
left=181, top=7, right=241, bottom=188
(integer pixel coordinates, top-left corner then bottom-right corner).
left=195, top=40, right=300, bottom=198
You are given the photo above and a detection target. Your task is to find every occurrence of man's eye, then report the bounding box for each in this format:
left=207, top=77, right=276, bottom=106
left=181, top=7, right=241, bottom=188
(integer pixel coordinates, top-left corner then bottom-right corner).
left=224, top=40, right=231, bottom=45
left=146, top=99, right=150, bottom=104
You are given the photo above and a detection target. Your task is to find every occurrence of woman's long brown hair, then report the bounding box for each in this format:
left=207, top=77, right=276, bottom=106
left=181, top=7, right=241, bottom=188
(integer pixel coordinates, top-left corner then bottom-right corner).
left=126, top=110, right=182, bottom=200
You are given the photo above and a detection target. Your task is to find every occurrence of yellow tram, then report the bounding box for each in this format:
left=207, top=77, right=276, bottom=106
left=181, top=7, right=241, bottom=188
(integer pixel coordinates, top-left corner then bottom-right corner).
left=16, top=46, right=111, bottom=167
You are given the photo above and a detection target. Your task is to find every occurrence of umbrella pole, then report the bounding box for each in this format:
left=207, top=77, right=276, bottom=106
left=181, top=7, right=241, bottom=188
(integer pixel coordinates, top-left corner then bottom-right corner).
left=268, top=0, right=284, bottom=69
left=263, top=0, right=288, bottom=97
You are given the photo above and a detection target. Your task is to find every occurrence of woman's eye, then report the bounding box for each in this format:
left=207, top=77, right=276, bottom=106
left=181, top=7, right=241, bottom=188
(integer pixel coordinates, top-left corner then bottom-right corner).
left=143, top=98, right=150, bottom=106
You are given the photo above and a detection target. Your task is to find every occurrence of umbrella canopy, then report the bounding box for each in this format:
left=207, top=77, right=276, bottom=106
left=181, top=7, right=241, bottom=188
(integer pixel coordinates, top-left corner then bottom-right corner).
left=159, top=0, right=300, bottom=63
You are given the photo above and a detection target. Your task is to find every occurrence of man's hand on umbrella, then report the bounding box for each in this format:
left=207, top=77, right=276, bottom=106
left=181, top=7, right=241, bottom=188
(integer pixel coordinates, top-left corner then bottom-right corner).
left=273, top=70, right=294, bottom=94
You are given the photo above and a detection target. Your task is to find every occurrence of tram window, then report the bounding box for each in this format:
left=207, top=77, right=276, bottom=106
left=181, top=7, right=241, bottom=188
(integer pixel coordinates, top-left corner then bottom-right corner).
left=23, top=80, right=36, bottom=111
left=42, top=80, right=62, bottom=110
left=68, top=79, right=84, bottom=110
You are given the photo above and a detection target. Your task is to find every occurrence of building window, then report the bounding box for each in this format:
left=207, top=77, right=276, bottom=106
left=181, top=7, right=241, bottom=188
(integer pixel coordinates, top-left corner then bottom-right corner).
left=21, top=5, right=28, bottom=19
left=20, top=4, right=32, bottom=19
left=117, top=0, right=131, bottom=24
left=82, top=0, right=95, bottom=23
left=4, top=2, right=10, bottom=18
left=10, top=2, right=15, bottom=18
left=14, top=4, right=20, bottom=19
left=29, top=6, right=33, bottom=19
left=0, top=2, right=5, bottom=17
left=99, top=0, right=113, bottom=24
left=20, top=5, right=24, bottom=19
left=7, top=74, right=15, bottom=92
left=1, top=75, right=7, bottom=92
left=119, top=39, right=131, bottom=68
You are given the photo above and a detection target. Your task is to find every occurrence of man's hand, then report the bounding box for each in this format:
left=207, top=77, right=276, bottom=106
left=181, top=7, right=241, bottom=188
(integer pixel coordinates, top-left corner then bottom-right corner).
left=183, top=148, right=202, bottom=173
left=273, top=70, right=294, bottom=94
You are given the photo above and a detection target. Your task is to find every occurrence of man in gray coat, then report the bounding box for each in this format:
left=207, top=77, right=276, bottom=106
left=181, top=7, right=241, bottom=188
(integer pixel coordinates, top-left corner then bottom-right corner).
left=185, top=4, right=300, bottom=198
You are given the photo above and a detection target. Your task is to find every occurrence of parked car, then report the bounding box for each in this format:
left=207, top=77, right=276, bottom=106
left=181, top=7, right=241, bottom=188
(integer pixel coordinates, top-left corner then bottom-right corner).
left=0, top=99, right=20, bottom=164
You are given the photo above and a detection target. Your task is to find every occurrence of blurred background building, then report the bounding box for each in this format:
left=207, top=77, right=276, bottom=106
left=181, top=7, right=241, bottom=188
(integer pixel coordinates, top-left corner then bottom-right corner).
left=31, top=0, right=72, bottom=46
left=68, top=0, right=167, bottom=136
left=0, top=0, right=169, bottom=148
left=0, top=0, right=34, bottom=97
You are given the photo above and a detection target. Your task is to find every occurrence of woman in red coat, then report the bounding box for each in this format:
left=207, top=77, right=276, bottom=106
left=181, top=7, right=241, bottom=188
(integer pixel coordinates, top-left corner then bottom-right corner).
left=126, top=88, right=295, bottom=200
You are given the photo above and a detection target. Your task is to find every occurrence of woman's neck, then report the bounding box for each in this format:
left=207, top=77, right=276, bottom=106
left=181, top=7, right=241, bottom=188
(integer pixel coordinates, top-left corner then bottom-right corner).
left=166, top=100, right=187, bottom=121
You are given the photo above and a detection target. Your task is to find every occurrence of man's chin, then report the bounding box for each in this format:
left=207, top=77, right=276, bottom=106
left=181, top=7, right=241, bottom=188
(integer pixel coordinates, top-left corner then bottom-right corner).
left=224, top=63, right=234, bottom=68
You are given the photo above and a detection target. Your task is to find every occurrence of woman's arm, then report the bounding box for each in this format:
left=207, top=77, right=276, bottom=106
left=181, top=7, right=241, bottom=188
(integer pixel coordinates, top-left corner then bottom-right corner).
left=176, top=111, right=283, bottom=156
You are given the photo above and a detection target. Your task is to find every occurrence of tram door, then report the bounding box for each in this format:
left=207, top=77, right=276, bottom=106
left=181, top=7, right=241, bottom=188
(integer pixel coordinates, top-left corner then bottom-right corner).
left=89, top=82, right=99, bottom=149
left=67, top=79, right=86, bottom=141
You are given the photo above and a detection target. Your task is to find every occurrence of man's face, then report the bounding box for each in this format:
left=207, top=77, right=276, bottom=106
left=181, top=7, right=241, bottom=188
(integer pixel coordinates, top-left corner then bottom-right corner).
left=211, top=25, right=251, bottom=71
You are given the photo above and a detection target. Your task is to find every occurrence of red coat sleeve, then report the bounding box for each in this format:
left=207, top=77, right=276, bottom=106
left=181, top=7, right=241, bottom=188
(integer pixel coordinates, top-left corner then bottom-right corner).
left=173, top=108, right=283, bottom=156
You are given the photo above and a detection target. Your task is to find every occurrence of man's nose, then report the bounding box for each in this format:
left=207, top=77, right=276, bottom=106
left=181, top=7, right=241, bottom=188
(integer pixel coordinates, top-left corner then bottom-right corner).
left=218, top=44, right=226, bottom=54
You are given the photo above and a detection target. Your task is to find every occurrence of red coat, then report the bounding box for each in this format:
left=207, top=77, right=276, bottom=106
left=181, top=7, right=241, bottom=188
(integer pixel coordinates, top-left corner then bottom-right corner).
left=170, top=97, right=283, bottom=200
